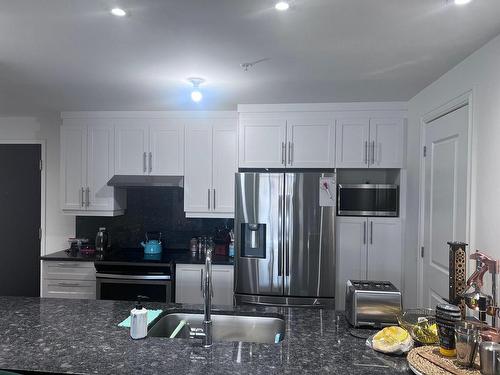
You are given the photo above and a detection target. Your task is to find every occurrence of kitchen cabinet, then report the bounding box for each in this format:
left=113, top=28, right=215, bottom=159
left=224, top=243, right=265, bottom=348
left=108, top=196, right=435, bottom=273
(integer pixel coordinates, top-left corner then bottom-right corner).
left=114, top=119, right=184, bottom=176
left=335, top=117, right=405, bottom=168
left=335, top=217, right=402, bottom=310
left=175, top=264, right=234, bottom=306
left=60, top=119, right=125, bottom=216
left=184, top=119, right=237, bottom=217
left=238, top=115, right=335, bottom=168
left=41, top=261, right=96, bottom=299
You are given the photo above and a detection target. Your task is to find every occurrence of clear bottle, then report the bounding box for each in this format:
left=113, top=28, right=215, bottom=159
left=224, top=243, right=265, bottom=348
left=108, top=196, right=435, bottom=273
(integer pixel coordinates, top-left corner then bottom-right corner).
left=95, top=227, right=109, bottom=252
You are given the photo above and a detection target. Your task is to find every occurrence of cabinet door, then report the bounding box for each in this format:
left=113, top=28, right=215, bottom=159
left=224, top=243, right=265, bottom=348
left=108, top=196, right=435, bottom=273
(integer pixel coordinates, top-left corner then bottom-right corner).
left=238, top=117, right=287, bottom=168
left=367, top=218, right=402, bottom=289
left=286, top=117, right=335, bottom=168
left=184, top=120, right=213, bottom=213
left=60, top=121, right=87, bottom=210
left=87, top=121, right=115, bottom=211
left=212, top=120, right=237, bottom=214
left=335, top=217, right=368, bottom=310
left=369, top=118, right=405, bottom=168
left=149, top=120, right=184, bottom=176
left=335, top=118, right=370, bottom=168
left=114, top=120, right=149, bottom=175
left=212, top=265, right=234, bottom=306
left=42, top=279, right=96, bottom=299
left=175, top=264, right=203, bottom=304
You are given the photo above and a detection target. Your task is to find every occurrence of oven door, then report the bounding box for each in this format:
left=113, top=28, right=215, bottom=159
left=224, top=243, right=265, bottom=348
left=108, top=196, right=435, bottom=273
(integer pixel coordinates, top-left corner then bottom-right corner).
left=96, top=273, right=172, bottom=303
left=337, top=184, right=399, bottom=217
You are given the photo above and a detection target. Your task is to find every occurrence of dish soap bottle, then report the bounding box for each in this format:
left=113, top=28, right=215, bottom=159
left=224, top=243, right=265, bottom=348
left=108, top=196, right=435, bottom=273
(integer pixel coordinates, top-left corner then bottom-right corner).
left=130, top=296, right=148, bottom=340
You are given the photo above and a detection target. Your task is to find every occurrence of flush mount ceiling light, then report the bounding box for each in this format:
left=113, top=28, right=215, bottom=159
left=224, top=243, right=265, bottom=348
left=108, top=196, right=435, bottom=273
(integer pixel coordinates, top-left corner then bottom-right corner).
left=454, top=0, right=473, bottom=5
left=110, top=8, right=127, bottom=17
left=275, top=1, right=290, bottom=11
left=187, top=77, right=205, bottom=103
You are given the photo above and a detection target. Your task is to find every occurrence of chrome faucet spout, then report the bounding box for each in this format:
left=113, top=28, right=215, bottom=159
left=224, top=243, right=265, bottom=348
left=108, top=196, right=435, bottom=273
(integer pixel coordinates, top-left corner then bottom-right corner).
left=190, top=248, right=213, bottom=347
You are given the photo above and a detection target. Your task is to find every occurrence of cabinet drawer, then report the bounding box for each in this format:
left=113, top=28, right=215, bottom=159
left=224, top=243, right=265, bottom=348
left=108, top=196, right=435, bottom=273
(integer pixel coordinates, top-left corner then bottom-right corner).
left=42, top=279, right=96, bottom=299
left=43, top=261, right=96, bottom=281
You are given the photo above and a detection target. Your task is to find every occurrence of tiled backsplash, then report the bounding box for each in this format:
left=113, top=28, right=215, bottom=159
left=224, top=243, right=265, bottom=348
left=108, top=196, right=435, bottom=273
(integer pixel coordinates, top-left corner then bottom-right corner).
left=76, top=187, right=233, bottom=250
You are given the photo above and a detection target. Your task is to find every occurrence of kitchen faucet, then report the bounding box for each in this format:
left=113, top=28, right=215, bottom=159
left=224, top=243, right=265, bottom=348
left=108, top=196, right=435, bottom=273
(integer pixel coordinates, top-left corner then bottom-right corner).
left=189, top=248, right=213, bottom=347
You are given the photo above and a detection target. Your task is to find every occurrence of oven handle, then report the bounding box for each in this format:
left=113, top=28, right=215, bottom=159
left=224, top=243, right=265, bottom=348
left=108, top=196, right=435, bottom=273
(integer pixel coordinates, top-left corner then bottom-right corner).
left=96, top=273, right=171, bottom=281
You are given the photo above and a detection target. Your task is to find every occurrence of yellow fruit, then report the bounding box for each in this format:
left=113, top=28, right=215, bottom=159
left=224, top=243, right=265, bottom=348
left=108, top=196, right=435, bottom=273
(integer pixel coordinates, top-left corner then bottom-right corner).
left=373, top=326, right=410, bottom=352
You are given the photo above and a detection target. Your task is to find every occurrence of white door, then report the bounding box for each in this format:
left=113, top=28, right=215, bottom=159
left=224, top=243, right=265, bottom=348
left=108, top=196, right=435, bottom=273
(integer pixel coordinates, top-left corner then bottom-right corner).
left=86, top=121, right=115, bottom=211
left=212, top=120, right=237, bottom=214
left=367, top=218, right=402, bottom=289
left=114, top=120, right=149, bottom=175
left=60, top=121, right=87, bottom=210
left=149, top=120, right=184, bottom=176
left=238, top=117, right=287, bottom=168
left=175, top=264, right=203, bottom=304
left=184, top=120, right=213, bottom=213
left=335, top=217, right=368, bottom=310
left=369, top=118, right=404, bottom=168
left=422, top=105, right=469, bottom=308
left=286, top=117, right=335, bottom=168
left=335, top=118, right=370, bottom=168
left=212, top=265, right=234, bottom=306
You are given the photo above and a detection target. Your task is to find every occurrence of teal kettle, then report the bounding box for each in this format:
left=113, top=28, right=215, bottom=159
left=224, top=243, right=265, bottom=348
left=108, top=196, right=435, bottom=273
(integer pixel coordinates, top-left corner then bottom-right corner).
left=141, top=232, right=162, bottom=254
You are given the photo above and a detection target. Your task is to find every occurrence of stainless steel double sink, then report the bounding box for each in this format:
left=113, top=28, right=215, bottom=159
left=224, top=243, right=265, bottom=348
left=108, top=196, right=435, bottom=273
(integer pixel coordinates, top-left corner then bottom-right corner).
left=148, top=311, right=286, bottom=344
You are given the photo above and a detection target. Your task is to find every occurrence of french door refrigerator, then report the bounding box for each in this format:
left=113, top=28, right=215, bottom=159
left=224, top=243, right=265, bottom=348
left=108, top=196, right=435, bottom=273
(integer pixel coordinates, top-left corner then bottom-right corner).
left=234, top=172, right=336, bottom=307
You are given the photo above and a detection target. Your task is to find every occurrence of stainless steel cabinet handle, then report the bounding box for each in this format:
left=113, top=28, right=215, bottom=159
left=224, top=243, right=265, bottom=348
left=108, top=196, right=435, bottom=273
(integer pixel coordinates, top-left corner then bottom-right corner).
left=281, top=142, right=286, bottom=165
left=364, top=141, right=368, bottom=165
left=81, top=187, right=85, bottom=207
left=149, top=152, right=152, bottom=173
left=371, top=141, right=376, bottom=165
left=363, top=221, right=366, bottom=244
left=57, top=282, right=80, bottom=287
left=86, top=187, right=90, bottom=207
left=57, top=262, right=79, bottom=267
left=288, top=142, right=292, bottom=165
left=213, top=189, right=216, bottom=210
left=370, top=221, right=373, bottom=244
left=143, top=152, right=147, bottom=173
left=208, top=189, right=211, bottom=211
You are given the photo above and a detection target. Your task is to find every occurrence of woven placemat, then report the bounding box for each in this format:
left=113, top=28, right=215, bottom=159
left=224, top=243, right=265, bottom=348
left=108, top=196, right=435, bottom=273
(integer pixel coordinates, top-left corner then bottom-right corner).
left=407, top=346, right=480, bottom=375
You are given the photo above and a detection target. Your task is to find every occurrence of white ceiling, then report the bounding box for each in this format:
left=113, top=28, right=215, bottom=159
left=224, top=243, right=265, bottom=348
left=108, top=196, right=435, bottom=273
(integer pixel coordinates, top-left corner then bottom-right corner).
left=1, top=0, right=500, bottom=114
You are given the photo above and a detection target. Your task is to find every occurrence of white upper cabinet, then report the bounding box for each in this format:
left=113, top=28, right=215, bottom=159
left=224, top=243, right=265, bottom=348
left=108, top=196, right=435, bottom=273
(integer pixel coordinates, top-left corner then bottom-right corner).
left=286, top=117, right=335, bottom=168
left=115, top=119, right=184, bottom=176
left=238, top=118, right=287, bottom=168
left=184, top=118, right=237, bottom=217
left=212, top=122, right=238, bottom=213
left=61, top=119, right=125, bottom=216
left=335, top=118, right=370, bottom=168
left=114, top=120, right=149, bottom=175
left=369, top=118, right=405, bottom=168
left=60, top=121, right=87, bottom=210
left=86, top=122, right=116, bottom=211
left=184, top=120, right=213, bottom=213
left=149, top=120, right=184, bottom=175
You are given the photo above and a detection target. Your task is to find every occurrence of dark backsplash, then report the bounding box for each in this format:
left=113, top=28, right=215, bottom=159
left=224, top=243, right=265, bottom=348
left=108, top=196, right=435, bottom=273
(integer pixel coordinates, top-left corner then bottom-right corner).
left=76, top=187, right=233, bottom=250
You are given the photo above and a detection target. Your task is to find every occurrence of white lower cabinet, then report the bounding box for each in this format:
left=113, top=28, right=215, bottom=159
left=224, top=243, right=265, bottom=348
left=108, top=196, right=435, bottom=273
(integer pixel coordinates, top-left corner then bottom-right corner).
left=42, top=261, right=96, bottom=299
left=335, top=217, right=402, bottom=310
left=175, top=264, right=234, bottom=306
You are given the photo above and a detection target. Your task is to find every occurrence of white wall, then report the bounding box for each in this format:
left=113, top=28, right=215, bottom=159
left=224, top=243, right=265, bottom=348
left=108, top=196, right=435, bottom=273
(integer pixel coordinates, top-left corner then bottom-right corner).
left=405, top=34, right=500, bottom=307
left=0, top=115, right=75, bottom=254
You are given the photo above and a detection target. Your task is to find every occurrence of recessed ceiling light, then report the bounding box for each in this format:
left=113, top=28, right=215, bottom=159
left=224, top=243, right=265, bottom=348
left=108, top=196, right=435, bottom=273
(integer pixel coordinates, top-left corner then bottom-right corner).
left=275, top=2, right=290, bottom=11
left=110, top=8, right=127, bottom=17
left=454, top=0, right=472, bottom=5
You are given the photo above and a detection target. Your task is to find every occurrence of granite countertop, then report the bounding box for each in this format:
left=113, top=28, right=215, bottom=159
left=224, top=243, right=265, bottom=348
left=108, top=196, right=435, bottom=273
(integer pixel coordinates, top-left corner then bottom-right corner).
left=41, top=249, right=234, bottom=266
left=0, top=297, right=411, bottom=375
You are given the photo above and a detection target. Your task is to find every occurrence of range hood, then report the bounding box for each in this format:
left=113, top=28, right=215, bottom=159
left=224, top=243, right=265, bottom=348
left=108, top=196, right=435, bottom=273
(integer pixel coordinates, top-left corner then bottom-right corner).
left=107, top=175, right=184, bottom=188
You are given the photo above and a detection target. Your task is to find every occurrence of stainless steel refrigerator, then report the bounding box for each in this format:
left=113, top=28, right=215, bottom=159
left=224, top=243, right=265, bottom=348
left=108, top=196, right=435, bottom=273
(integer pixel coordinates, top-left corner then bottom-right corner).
left=234, top=172, right=336, bottom=307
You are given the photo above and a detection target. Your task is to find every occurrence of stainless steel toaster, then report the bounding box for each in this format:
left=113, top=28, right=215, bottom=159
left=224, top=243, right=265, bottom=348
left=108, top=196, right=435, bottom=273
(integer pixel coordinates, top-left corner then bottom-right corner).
left=345, top=280, right=402, bottom=328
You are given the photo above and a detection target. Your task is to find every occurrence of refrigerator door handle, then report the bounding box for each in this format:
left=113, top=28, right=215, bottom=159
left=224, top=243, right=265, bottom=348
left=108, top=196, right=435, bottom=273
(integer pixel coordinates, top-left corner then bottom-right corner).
left=278, top=195, right=283, bottom=277
left=285, top=194, right=291, bottom=277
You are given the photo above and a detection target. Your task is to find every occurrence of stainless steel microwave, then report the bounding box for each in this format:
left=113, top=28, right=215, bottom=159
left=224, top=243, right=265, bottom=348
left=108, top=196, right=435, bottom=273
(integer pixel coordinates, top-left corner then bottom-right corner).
left=337, top=184, right=399, bottom=217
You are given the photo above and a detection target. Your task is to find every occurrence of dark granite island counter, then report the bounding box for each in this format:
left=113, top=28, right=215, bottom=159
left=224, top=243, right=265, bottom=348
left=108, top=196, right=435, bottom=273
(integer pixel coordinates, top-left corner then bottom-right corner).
left=0, top=297, right=411, bottom=375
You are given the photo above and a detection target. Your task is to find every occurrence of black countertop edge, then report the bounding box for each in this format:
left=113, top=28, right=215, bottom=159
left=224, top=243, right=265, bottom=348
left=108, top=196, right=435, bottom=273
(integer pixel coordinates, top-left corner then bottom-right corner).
left=40, top=249, right=234, bottom=266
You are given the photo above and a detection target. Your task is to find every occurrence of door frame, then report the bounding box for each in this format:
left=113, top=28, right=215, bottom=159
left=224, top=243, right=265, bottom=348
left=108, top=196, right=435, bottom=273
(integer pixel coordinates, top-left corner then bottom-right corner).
left=0, top=140, right=46, bottom=255
left=417, top=90, right=475, bottom=306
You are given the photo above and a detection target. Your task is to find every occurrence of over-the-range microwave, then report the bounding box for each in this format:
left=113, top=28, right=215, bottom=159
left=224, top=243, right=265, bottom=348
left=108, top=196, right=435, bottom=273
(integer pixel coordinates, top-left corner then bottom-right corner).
left=337, top=184, right=399, bottom=217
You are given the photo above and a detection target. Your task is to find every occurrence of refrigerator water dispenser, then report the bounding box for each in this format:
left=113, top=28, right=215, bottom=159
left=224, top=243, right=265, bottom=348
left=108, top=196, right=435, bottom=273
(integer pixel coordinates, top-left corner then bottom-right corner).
left=240, top=223, right=266, bottom=258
